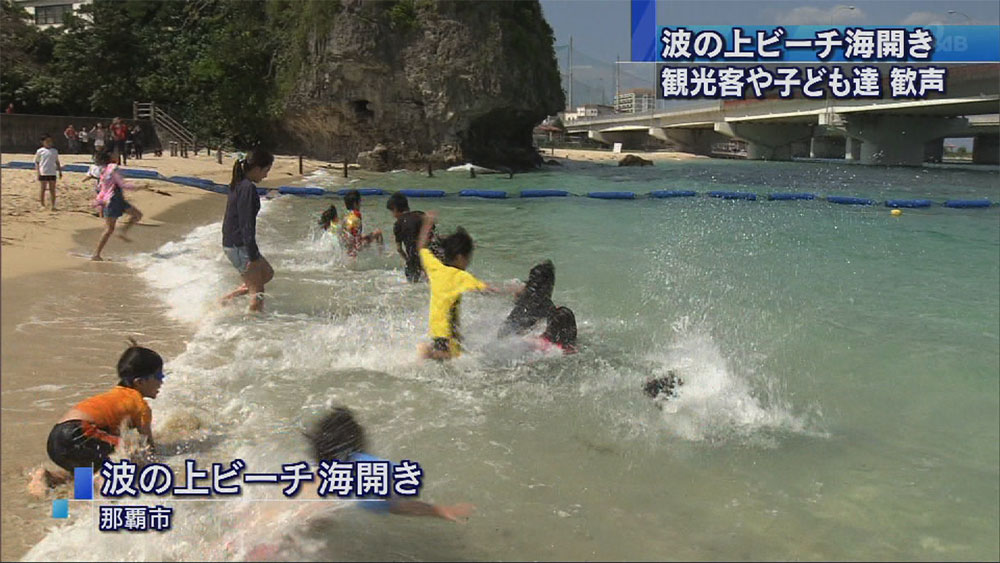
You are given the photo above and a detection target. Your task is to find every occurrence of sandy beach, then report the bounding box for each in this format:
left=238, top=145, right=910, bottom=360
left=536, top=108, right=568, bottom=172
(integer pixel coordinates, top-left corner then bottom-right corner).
left=0, top=150, right=334, bottom=561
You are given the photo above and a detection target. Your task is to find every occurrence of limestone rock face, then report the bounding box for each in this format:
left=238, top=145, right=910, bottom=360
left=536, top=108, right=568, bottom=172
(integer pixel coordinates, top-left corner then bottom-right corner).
left=274, top=1, right=564, bottom=172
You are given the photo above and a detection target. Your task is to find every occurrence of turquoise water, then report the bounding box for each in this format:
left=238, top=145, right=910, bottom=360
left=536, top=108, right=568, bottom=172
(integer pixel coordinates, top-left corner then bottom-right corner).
left=26, top=159, right=999, bottom=561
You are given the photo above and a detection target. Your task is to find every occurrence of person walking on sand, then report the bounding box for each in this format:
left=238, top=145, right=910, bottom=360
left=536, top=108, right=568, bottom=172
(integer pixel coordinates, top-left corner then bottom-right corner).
left=34, top=134, right=62, bottom=211
left=91, top=148, right=143, bottom=260
left=221, top=149, right=275, bottom=312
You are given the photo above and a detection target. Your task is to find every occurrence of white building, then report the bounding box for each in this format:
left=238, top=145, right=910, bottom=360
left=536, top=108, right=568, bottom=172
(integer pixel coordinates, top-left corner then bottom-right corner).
left=14, top=0, right=91, bottom=29
left=562, top=104, right=616, bottom=123
left=614, top=89, right=656, bottom=113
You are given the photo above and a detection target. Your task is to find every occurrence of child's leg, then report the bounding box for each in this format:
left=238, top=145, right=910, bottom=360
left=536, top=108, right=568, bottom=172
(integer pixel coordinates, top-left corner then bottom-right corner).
left=49, top=182, right=57, bottom=210
left=92, top=217, right=117, bottom=260
left=118, top=205, right=142, bottom=241
left=220, top=283, right=249, bottom=305
left=39, top=181, right=47, bottom=206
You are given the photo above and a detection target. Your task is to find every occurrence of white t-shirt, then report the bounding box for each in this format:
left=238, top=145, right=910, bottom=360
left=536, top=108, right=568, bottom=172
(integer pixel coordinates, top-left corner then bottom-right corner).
left=93, top=129, right=106, bottom=145
left=34, top=147, right=60, bottom=176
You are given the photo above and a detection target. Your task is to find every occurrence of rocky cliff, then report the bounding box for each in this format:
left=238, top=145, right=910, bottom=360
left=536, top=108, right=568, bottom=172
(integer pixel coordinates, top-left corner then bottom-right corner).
left=272, top=0, right=565, bottom=171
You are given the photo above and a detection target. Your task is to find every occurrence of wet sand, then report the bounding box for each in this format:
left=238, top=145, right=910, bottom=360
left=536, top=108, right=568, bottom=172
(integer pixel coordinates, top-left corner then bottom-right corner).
left=0, top=151, right=332, bottom=561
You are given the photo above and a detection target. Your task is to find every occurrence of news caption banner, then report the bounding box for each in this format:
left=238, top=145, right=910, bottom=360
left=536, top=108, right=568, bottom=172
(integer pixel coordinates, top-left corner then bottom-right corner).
left=52, top=458, right=423, bottom=532
left=655, top=25, right=1000, bottom=99
left=628, top=0, right=1000, bottom=99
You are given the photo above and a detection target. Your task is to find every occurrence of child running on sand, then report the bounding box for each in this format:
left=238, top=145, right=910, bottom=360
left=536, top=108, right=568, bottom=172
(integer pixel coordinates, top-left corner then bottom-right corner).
left=417, top=211, right=521, bottom=360
left=29, top=342, right=164, bottom=496
left=34, top=133, right=62, bottom=210
left=91, top=148, right=143, bottom=260
left=340, top=189, right=383, bottom=257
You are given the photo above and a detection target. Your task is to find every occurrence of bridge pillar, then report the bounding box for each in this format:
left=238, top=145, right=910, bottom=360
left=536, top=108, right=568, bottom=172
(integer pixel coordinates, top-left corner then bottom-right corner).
left=973, top=134, right=999, bottom=165
left=844, top=115, right=969, bottom=166
left=588, top=130, right=610, bottom=146
left=649, top=128, right=724, bottom=155
left=714, top=122, right=813, bottom=161
left=810, top=136, right=845, bottom=159
left=924, top=139, right=944, bottom=163
left=845, top=137, right=862, bottom=161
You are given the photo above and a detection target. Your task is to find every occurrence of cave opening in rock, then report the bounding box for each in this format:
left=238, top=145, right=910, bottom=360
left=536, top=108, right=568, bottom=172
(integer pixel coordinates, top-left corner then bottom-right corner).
left=350, top=100, right=375, bottom=120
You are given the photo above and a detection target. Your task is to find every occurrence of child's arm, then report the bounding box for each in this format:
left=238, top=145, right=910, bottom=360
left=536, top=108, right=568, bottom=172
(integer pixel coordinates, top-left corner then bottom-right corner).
left=477, top=280, right=524, bottom=296
left=57, top=155, right=62, bottom=179
left=417, top=211, right=437, bottom=251
left=111, top=170, right=136, bottom=191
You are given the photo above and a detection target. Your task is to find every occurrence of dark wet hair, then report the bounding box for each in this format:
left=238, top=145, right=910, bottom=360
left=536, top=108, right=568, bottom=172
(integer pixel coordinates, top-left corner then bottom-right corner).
left=386, top=192, right=410, bottom=212
left=94, top=148, right=113, bottom=166
left=643, top=372, right=683, bottom=399
left=440, top=227, right=474, bottom=265
left=230, top=148, right=274, bottom=190
left=308, top=407, right=367, bottom=462
left=344, top=189, right=361, bottom=211
left=541, top=306, right=577, bottom=348
left=117, top=343, right=163, bottom=387
left=319, top=204, right=338, bottom=229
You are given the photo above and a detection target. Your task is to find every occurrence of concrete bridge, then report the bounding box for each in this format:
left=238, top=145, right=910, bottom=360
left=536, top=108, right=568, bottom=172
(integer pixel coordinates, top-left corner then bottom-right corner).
left=565, top=64, right=999, bottom=166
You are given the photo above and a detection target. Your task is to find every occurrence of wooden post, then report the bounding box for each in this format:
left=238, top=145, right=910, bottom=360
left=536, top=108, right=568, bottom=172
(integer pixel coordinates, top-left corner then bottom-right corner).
left=217, top=146, right=223, bottom=164
left=298, top=155, right=303, bottom=175
left=427, top=162, right=433, bottom=177
left=343, top=160, right=348, bottom=178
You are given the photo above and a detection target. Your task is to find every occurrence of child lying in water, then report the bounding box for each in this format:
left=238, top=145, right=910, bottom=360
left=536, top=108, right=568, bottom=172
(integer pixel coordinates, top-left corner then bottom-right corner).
left=533, top=306, right=578, bottom=355
left=644, top=371, right=684, bottom=404
left=228, top=407, right=474, bottom=560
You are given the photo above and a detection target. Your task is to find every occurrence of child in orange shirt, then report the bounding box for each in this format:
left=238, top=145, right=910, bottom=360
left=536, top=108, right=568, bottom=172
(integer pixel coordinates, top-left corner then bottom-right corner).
left=29, top=342, right=164, bottom=495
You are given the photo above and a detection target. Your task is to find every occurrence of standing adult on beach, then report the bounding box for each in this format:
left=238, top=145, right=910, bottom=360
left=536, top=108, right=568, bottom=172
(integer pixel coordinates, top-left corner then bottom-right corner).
left=92, top=123, right=106, bottom=154
left=110, top=118, right=128, bottom=165
left=91, top=148, right=142, bottom=261
left=64, top=124, right=79, bottom=153
left=221, top=149, right=275, bottom=312
left=78, top=126, right=90, bottom=154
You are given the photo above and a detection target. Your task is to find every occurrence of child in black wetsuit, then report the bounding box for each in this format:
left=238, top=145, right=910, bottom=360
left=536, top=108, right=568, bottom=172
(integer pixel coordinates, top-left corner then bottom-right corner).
left=499, top=260, right=555, bottom=337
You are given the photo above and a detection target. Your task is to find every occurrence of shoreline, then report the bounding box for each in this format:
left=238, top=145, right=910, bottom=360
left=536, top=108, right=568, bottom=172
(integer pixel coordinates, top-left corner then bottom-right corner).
left=0, top=151, right=340, bottom=561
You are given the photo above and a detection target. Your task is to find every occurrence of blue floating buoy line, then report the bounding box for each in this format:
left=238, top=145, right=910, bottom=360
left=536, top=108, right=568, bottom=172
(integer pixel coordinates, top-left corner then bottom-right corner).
left=1, top=161, right=993, bottom=209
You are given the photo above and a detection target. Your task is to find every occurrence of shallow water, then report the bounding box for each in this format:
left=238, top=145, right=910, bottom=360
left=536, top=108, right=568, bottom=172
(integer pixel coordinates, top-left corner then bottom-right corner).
left=25, top=159, right=999, bottom=561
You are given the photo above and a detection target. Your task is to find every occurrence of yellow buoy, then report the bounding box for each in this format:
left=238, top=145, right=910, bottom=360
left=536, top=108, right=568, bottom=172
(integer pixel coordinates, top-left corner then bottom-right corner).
left=891, top=209, right=902, bottom=217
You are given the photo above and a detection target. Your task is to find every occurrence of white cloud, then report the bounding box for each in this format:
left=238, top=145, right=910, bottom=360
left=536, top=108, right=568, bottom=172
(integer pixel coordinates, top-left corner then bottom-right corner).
left=780, top=5, right=869, bottom=25
left=899, top=12, right=947, bottom=26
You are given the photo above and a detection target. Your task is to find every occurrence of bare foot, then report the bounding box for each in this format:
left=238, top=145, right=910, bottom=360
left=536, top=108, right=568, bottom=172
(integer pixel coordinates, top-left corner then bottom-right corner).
left=117, top=234, right=132, bottom=243
left=90, top=255, right=104, bottom=261
left=27, top=467, right=70, bottom=498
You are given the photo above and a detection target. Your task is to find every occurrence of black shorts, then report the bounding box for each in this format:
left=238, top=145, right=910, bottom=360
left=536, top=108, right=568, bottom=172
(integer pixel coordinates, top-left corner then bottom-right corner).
left=38, top=175, right=56, bottom=182
left=404, top=255, right=423, bottom=283
left=46, top=420, right=115, bottom=472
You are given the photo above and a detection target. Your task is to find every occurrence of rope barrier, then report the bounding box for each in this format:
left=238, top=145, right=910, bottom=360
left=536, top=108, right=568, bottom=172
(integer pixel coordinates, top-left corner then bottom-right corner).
left=3, top=162, right=994, bottom=209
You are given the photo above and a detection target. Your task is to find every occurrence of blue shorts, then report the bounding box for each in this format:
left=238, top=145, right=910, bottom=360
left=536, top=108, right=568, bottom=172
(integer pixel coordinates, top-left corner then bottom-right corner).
left=104, top=195, right=131, bottom=219
left=223, top=246, right=251, bottom=274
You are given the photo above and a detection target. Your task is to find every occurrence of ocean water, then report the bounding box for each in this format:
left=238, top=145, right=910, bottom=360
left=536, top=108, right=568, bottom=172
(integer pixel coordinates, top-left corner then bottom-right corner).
left=25, top=159, right=999, bottom=561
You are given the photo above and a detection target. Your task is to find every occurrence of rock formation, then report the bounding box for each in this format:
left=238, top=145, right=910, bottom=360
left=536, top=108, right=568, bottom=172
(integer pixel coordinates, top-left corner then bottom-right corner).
left=273, top=0, right=564, bottom=171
